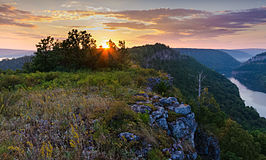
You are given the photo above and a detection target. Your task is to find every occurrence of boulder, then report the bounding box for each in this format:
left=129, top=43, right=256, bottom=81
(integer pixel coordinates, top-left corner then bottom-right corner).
left=119, top=132, right=139, bottom=142
left=174, top=104, right=191, bottom=115
left=159, top=97, right=178, bottom=105
left=171, top=150, right=184, bottom=160
left=151, top=107, right=168, bottom=119
left=131, top=104, right=151, bottom=113
left=159, top=98, right=171, bottom=105
left=156, top=118, right=169, bottom=130
left=183, top=113, right=197, bottom=133
left=169, top=120, right=189, bottom=139
left=167, top=97, right=178, bottom=103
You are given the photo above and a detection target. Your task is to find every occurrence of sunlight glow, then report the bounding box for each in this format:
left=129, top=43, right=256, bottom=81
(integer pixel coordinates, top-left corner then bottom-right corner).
left=101, top=40, right=110, bottom=49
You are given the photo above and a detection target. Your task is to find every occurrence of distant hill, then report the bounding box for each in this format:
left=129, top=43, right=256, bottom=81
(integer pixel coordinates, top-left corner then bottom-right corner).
left=233, top=52, right=266, bottom=93
left=220, top=49, right=252, bottom=62
left=237, top=49, right=266, bottom=56
left=0, top=56, right=33, bottom=71
left=174, top=48, right=241, bottom=76
left=0, top=48, right=34, bottom=60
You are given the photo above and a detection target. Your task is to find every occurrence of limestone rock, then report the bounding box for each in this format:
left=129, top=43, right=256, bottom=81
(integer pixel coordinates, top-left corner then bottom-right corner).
left=174, top=104, right=191, bottom=115
left=156, top=117, right=169, bottom=130
left=119, top=132, right=139, bottom=142
left=131, top=104, right=151, bottom=113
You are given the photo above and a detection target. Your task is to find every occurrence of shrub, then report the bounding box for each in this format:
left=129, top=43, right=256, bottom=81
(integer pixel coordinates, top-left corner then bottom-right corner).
left=0, top=75, right=23, bottom=90
left=139, top=112, right=150, bottom=124
left=147, top=148, right=165, bottom=160
left=104, top=102, right=138, bottom=131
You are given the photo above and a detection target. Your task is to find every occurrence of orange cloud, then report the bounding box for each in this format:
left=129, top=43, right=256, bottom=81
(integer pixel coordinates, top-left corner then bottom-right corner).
left=0, top=4, right=52, bottom=27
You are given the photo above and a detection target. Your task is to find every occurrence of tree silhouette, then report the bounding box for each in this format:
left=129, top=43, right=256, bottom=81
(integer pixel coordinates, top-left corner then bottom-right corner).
left=27, top=30, right=129, bottom=72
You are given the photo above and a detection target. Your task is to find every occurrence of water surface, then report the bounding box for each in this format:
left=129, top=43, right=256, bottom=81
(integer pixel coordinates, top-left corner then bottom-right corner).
left=229, top=77, right=266, bottom=118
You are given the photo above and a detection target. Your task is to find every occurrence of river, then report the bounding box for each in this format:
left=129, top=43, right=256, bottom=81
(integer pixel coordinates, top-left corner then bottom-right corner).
left=229, top=77, right=266, bottom=118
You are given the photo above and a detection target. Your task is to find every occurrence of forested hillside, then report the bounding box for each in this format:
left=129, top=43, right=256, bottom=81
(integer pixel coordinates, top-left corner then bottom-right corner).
left=0, top=56, right=32, bottom=71
left=233, top=52, right=266, bottom=93
left=129, top=44, right=266, bottom=159
left=175, top=48, right=241, bottom=76
left=130, top=44, right=266, bottom=130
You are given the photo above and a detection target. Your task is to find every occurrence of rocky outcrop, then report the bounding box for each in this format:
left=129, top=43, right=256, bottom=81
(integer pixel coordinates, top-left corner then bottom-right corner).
left=195, top=129, right=220, bottom=160
left=127, top=93, right=198, bottom=160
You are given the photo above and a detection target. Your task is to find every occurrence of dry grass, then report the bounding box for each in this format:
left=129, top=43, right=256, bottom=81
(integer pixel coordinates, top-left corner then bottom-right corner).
left=0, top=68, right=174, bottom=159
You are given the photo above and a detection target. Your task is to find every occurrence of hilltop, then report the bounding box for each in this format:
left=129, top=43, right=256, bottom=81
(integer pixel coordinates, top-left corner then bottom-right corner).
left=174, top=48, right=241, bottom=76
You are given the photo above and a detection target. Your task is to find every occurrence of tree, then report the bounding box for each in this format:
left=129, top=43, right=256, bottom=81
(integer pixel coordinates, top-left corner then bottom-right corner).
left=219, top=119, right=260, bottom=160
left=197, top=71, right=206, bottom=98
left=26, top=30, right=129, bottom=72
left=32, top=36, right=56, bottom=72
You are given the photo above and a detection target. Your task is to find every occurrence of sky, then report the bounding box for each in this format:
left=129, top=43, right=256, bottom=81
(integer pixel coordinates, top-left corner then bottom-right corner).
left=0, top=0, right=266, bottom=50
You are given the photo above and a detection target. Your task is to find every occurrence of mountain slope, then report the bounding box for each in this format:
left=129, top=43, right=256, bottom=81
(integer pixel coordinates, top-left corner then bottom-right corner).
left=129, top=44, right=266, bottom=130
left=174, top=48, right=241, bottom=76
left=233, top=52, right=266, bottom=93
left=237, top=49, right=266, bottom=56
left=220, top=49, right=252, bottom=62
left=0, top=56, right=32, bottom=71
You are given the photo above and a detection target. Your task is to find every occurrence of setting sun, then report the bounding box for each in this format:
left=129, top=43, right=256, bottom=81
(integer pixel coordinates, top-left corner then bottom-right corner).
left=101, top=40, right=110, bottom=49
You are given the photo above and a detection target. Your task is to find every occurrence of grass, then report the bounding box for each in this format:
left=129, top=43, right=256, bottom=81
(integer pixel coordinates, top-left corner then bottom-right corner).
left=0, top=67, right=176, bottom=159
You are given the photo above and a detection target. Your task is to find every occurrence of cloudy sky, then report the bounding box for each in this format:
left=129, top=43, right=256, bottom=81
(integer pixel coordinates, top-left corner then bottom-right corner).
left=1, top=0, right=266, bottom=50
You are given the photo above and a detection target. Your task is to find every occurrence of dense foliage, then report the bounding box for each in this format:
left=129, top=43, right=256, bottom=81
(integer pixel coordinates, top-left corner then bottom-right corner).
left=234, top=52, right=266, bottom=93
left=175, top=48, right=241, bottom=76
left=26, top=30, right=129, bottom=72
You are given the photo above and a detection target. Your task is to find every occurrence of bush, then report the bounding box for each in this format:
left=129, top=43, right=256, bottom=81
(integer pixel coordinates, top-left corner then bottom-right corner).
left=0, top=75, right=23, bottom=90
left=147, top=148, right=165, bottom=160
left=104, top=102, right=138, bottom=131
